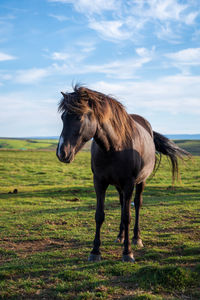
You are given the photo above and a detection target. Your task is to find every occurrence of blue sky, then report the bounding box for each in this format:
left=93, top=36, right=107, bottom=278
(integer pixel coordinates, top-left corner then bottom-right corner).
left=0, top=0, right=200, bottom=137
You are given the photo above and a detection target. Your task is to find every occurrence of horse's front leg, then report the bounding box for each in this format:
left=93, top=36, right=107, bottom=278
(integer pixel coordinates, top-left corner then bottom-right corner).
left=132, top=181, right=145, bottom=247
left=88, top=176, right=108, bottom=262
left=122, top=181, right=135, bottom=262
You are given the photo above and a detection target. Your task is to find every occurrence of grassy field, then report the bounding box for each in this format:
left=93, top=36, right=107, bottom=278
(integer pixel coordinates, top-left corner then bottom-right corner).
left=0, top=138, right=199, bottom=155
left=0, top=147, right=199, bottom=299
left=0, top=139, right=91, bottom=152
left=0, top=139, right=58, bottom=151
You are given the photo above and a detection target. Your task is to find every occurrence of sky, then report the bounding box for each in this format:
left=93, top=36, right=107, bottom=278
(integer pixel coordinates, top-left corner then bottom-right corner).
left=0, top=0, right=200, bottom=137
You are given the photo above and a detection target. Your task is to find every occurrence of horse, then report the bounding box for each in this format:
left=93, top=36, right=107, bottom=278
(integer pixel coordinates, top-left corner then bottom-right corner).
left=56, top=85, right=190, bottom=262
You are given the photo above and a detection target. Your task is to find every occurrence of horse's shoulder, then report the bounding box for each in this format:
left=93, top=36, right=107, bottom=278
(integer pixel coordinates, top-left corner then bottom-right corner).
left=130, top=114, right=153, bottom=137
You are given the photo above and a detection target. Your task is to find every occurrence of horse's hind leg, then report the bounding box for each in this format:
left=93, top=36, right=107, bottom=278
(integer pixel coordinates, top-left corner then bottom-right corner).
left=88, top=176, right=108, bottom=262
left=132, top=181, right=145, bottom=247
left=115, top=188, right=124, bottom=243
left=122, top=181, right=135, bottom=262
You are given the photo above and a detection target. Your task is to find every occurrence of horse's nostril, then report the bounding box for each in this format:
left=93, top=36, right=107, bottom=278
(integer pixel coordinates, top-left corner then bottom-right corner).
left=60, top=151, right=67, bottom=160
left=57, top=147, right=66, bottom=161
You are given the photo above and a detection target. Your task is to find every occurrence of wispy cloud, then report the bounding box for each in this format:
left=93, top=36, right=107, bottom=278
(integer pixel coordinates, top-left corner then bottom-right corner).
left=9, top=46, right=154, bottom=85
left=15, top=68, right=51, bottom=84
left=0, top=91, right=60, bottom=137
left=51, top=52, right=71, bottom=60
left=48, top=14, right=69, bottom=22
left=185, top=11, right=199, bottom=25
left=89, top=20, right=131, bottom=42
left=166, top=48, right=200, bottom=65
left=0, top=51, right=16, bottom=61
left=165, top=48, right=200, bottom=73
left=91, top=75, right=200, bottom=135
left=92, top=75, right=200, bottom=116
left=48, top=0, right=117, bottom=15
left=50, top=49, right=87, bottom=64
left=75, top=40, right=96, bottom=53
left=143, top=0, right=187, bottom=22
left=0, top=14, right=15, bottom=21
left=48, top=0, right=199, bottom=43
left=52, top=48, right=153, bottom=79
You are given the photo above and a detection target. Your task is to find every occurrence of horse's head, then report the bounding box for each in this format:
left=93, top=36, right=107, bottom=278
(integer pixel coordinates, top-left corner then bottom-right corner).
left=56, top=91, right=97, bottom=163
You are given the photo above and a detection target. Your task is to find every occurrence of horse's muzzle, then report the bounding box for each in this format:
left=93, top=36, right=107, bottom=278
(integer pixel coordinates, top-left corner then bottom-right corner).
left=56, top=148, right=74, bottom=163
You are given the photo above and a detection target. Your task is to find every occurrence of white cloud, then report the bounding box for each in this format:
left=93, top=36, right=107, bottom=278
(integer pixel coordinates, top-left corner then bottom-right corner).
left=15, top=68, right=51, bottom=84
left=0, top=91, right=61, bottom=137
left=50, top=49, right=87, bottom=64
left=166, top=48, right=200, bottom=65
left=185, top=11, right=199, bottom=25
left=165, top=48, right=200, bottom=73
left=155, top=22, right=180, bottom=42
left=48, top=14, right=69, bottom=21
left=0, top=52, right=16, bottom=61
left=86, top=59, right=148, bottom=79
left=0, top=15, right=15, bottom=21
left=1, top=74, right=200, bottom=136
left=48, top=0, right=116, bottom=15
left=50, top=0, right=199, bottom=43
left=76, top=41, right=96, bottom=53
left=136, top=47, right=155, bottom=58
left=89, top=20, right=131, bottom=41
left=92, top=75, right=200, bottom=116
left=52, top=53, right=153, bottom=79
left=145, top=0, right=187, bottom=22
left=87, top=75, right=200, bottom=134
left=81, top=46, right=96, bottom=53
left=51, top=52, right=70, bottom=60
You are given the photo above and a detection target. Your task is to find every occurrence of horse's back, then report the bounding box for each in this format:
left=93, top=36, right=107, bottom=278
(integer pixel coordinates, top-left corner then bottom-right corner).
left=130, top=114, right=153, bottom=137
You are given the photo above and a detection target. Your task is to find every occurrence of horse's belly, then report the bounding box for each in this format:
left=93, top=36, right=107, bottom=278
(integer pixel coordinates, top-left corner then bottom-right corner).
left=92, top=158, right=133, bottom=186
left=92, top=149, right=152, bottom=186
left=91, top=137, right=155, bottom=186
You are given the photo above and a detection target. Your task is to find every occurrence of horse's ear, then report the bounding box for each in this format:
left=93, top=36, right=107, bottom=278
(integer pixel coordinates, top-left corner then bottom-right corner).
left=61, top=91, right=66, bottom=97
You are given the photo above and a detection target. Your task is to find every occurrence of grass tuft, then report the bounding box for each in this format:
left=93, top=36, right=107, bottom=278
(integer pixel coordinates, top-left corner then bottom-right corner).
left=133, top=265, right=198, bottom=292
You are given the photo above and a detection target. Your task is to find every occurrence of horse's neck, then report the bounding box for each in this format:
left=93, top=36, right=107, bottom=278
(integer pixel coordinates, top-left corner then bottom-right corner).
left=94, top=121, right=124, bottom=152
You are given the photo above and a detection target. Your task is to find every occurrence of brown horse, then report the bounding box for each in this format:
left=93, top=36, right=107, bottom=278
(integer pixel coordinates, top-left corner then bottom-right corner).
left=57, top=85, right=190, bottom=262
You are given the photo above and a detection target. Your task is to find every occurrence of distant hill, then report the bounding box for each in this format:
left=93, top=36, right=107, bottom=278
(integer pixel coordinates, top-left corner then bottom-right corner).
left=172, top=140, right=200, bottom=156
left=0, top=134, right=200, bottom=155
left=0, top=138, right=91, bottom=152
left=166, top=134, right=200, bottom=140
left=2, top=134, right=200, bottom=140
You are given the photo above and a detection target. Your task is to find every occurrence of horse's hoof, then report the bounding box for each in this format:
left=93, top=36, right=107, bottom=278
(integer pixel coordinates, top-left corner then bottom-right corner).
left=88, top=253, right=101, bottom=262
left=132, top=238, right=144, bottom=247
left=115, top=237, right=124, bottom=244
left=122, top=253, right=135, bottom=263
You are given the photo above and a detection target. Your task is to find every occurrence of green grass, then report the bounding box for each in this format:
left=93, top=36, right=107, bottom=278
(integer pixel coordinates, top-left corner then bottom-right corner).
left=0, top=150, right=199, bottom=299
left=0, top=139, right=58, bottom=151
left=0, top=138, right=200, bottom=155
left=0, top=139, right=91, bottom=152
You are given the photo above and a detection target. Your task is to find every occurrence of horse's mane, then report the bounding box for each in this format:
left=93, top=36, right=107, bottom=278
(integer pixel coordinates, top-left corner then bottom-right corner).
left=58, top=84, right=135, bottom=145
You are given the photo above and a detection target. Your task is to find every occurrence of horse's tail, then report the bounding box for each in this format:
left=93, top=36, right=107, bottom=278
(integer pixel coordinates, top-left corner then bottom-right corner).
left=153, top=131, right=191, bottom=182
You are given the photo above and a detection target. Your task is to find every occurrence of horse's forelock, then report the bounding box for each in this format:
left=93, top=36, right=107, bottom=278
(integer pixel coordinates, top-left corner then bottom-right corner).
left=58, top=87, right=90, bottom=114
